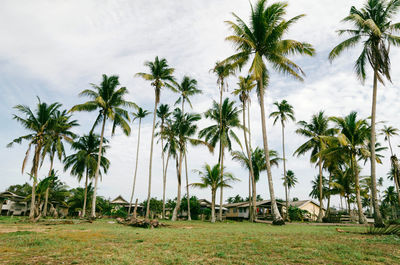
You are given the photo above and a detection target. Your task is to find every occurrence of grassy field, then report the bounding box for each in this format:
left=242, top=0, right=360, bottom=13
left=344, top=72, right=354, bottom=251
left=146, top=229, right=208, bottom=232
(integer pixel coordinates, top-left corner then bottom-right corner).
left=0, top=217, right=399, bottom=264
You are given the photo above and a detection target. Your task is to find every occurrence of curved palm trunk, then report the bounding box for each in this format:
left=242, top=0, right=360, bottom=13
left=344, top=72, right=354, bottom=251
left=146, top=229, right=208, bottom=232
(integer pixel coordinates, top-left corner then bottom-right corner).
left=281, top=121, right=289, bottom=221
left=146, top=98, right=158, bottom=219
left=82, top=168, right=89, bottom=218
left=257, top=79, right=283, bottom=224
left=352, top=155, right=366, bottom=224
left=172, top=151, right=183, bottom=221
left=43, top=154, right=55, bottom=217
left=29, top=144, right=41, bottom=220
left=184, top=153, right=191, bottom=220
left=128, top=118, right=142, bottom=215
left=370, top=71, right=384, bottom=226
left=317, top=157, right=324, bottom=222
left=242, top=101, right=256, bottom=222
left=91, top=116, right=106, bottom=218
left=211, top=188, right=216, bottom=223
left=162, top=151, right=171, bottom=219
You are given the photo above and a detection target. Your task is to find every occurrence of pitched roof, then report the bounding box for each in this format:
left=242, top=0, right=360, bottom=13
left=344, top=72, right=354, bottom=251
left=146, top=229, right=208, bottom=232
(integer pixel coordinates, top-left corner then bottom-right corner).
left=0, top=191, right=26, bottom=201
left=224, top=200, right=284, bottom=208
left=289, top=200, right=326, bottom=210
left=111, top=195, right=129, bottom=204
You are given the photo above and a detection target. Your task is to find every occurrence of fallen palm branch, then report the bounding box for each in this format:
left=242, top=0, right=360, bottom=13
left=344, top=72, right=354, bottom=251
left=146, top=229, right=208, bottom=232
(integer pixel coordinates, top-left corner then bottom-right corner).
left=366, top=224, right=400, bottom=236
left=116, top=217, right=165, bottom=229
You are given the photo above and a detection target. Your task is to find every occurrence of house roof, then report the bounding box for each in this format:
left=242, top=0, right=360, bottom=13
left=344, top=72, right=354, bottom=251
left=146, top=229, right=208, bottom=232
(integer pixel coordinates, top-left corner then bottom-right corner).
left=111, top=195, right=129, bottom=204
left=224, top=200, right=285, bottom=208
left=289, top=200, right=326, bottom=210
left=0, top=191, right=26, bottom=202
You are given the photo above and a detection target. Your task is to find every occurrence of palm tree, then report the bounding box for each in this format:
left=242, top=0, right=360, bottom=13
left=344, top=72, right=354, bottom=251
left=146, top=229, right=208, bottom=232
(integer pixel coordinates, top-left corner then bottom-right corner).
left=128, top=107, right=151, bottom=215
left=169, top=109, right=212, bottom=221
left=224, top=0, right=315, bottom=225
left=270, top=100, right=295, bottom=220
left=191, top=163, right=238, bottom=223
left=41, top=110, right=78, bottom=216
left=170, top=76, right=202, bottom=220
left=199, top=98, right=242, bottom=221
left=8, top=98, right=61, bottom=220
left=156, top=104, right=172, bottom=219
left=294, top=111, right=336, bottom=222
left=328, top=112, right=370, bottom=223
left=383, top=186, right=398, bottom=219
left=329, top=0, right=400, bottom=227
left=136, top=56, right=175, bottom=219
left=381, top=125, right=400, bottom=206
left=71, top=74, right=135, bottom=217
left=232, top=75, right=257, bottom=221
left=309, top=175, right=330, bottom=204
left=284, top=170, right=298, bottom=204
left=210, top=61, right=235, bottom=221
left=64, top=134, right=110, bottom=217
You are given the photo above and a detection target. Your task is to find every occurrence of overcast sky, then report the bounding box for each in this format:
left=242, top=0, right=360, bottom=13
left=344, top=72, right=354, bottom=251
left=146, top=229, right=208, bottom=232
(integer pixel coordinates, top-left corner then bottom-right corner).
left=1, top=0, right=400, bottom=208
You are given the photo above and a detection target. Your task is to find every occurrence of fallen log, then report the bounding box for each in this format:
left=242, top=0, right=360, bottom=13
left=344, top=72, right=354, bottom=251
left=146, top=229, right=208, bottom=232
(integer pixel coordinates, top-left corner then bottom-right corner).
left=116, top=217, right=164, bottom=229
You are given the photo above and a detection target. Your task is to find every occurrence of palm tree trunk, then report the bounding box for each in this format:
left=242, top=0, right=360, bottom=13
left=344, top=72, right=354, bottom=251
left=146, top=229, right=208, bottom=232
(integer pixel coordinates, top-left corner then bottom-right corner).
left=369, top=189, right=373, bottom=216
left=370, top=70, right=384, bottom=227
left=325, top=173, right=332, bottom=218
left=129, top=118, right=142, bottom=215
left=91, top=115, right=106, bottom=218
left=353, top=155, right=366, bottom=224
left=211, top=189, right=216, bottom=223
left=160, top=121, right=166, bottom=219
left=29, top=144, right=41, bottom=220
left=162, top=151, right=170, bottom=219
left=281, top=121, right=289, bottom=221
left=242, top=101, right=256, bottom=222
left=184, top=152, right=191, bottom=220
left=82, top=168, right=89, bottom=218
left=219, top=147, right=225, bottom=221
left=146, top=99, right=158, bottom=219
left=218, top=81, right=224, bottom=222
left=43, top=154, right=55, bottom=217
left=248, top=101, right=256, bottom=220
left=257, top=79, right=283, bottom=224
left=172, top=152, right=183, bottom=221
left=317, top=157, right=324, bottom=222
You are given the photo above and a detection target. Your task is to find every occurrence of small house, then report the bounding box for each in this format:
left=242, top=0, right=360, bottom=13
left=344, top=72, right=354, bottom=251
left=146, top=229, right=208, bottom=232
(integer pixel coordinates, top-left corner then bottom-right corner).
left=289, top=200, right=325, bottom=221
left=0, top=191, right=28, bottom=216
left=224, top=200, right=286, bottom=220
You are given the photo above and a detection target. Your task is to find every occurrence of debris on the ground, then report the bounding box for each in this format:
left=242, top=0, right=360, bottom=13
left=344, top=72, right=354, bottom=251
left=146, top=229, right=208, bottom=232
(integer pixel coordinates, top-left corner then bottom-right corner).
left=116, top=217, right=165, bottom=228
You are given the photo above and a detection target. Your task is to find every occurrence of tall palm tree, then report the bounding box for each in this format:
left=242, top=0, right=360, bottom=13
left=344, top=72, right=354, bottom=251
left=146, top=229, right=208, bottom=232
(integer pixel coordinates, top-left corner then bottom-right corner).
left=232, top=75, right=257, bottom=221
left=136, top=56, right=175, bottom=219
left=169, top=109, right=212, bottom=221
left=328, top=112, right=370, bottom=223
left=170, top=76, right=202, bottom=220
left=71, top=74, right=135, bottom=217
left=270, top=100, right=295, bottom=220
left=381, top=125, right=400, bottom=206
left=294, top=111, right=336, bottom=222
left=64, top=134, right=110, bottom=217
left=199, top=98, right=242, bottom=221
left=329, top=0, right=400, bottom=227
left=8, top=98, right=61, bottom=220
left=224, top=0, right=315, bottom=225
left=41, top=110, right=78, bottom=216
left=284, top=170, right=298, bottom=204
left=210, top=61, right=235, bottom=221
left=383, top=186, right=398, bottom=219
left=128, top=107, right=151, bottom=215
left=156, top=104, right=171, bottom=219
left=191, top=163, right=238, bottom=223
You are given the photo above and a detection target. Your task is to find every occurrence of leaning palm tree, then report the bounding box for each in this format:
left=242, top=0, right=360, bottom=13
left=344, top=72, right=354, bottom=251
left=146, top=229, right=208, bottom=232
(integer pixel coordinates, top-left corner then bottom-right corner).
left=156, top=104, right=172, bottom=219
left=329, top=0, right=400, bottom=227
left=294, top=111, right=336, bottom=222
left=64, top=134, right=110, bottom=217
left=41, top=110, right=78, bottom=216
left=8, top=98, right=60, bottom=220
left=128, top=107, right=151, bottom=215
left=191, top=163, right=238, bottom=223
left=170, top=76, right=202, bottom=220
left=71, top=74, right=135, bottom=217
left=232, top=75, right=257, bottom=221
left=381, top=125, right=398, bottom=156
left=199, top=98, right=242, bottom=221
left=224, top=0, right=315, bottom=225
left=136, top=56, right=175, bottom=219
left=270, top=100, right=295, bottom=220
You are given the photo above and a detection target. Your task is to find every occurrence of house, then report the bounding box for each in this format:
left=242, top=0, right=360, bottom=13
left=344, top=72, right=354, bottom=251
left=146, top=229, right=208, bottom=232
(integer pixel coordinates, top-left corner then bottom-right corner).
left=110, top=195, right=143, bottom=215
left=289, top=200, right=325, bottom=221
left=224, top=200, right=286, bottom=220
left=0, top=191, right=28, bottom=216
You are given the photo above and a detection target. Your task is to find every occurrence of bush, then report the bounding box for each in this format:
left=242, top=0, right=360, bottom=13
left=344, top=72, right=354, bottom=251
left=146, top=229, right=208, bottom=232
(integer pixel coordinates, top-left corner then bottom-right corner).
left=288, top=206, right=309, bottom=222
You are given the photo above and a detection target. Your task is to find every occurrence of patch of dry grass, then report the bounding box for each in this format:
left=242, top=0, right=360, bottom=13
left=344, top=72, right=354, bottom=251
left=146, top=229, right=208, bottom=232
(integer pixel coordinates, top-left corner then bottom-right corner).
left=0, top=218, right=399, bottom=264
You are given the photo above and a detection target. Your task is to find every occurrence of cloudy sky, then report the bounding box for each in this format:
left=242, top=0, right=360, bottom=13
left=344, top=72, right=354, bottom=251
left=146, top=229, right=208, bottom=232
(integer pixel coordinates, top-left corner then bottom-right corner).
left=1, top=0, right=400, bottom=208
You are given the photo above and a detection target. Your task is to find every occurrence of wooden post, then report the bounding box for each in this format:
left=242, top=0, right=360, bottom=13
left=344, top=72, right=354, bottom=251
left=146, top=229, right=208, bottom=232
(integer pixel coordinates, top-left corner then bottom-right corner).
left=133, top=198, right=138, bottom=219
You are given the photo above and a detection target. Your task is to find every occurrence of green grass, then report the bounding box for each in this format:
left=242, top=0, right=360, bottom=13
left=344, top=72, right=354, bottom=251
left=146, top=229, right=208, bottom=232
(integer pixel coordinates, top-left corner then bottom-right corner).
left=0, top=218, right=399, bottom=264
